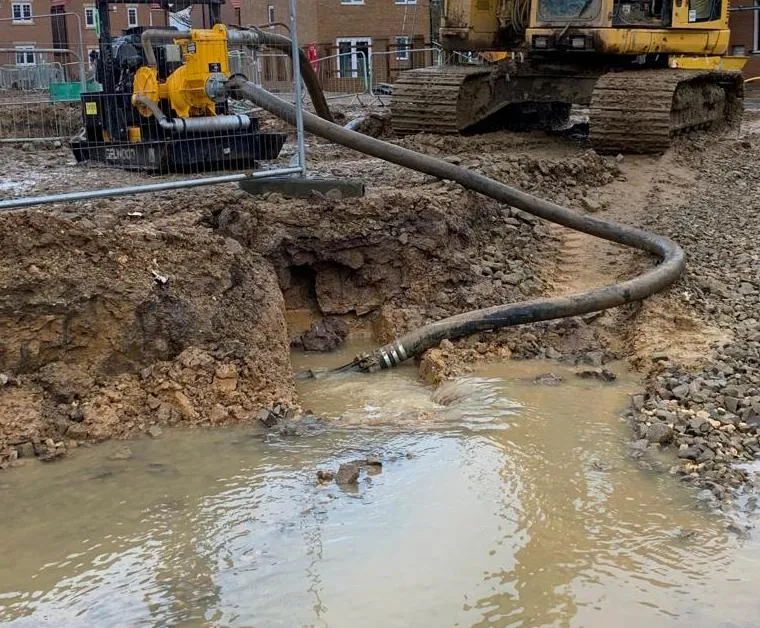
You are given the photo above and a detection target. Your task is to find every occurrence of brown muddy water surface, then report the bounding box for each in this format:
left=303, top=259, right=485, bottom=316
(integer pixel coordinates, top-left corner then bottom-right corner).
left=2, top=347, right=760, bottom=626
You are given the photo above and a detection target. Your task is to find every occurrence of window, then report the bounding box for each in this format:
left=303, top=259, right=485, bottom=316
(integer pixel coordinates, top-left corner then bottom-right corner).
left=15, top=45, right=35, bottom=66
left=336, top=37, right=371, bottom=78
left=395, top=0, right=417, bottom=4
left=85, top=6, right=96, bottom=28
left=11, top=2, right=32, bottom=23
left=127, top=6, right=138, bottom=26
left=395, top=36, right=410, bottom=61
left=755, top=0, right=760, bottom=52
left=341, top=0, right=364, bottom=4
left=267, top=4, right=274, bottom=23
left=687, top=0, right=720, bottom=22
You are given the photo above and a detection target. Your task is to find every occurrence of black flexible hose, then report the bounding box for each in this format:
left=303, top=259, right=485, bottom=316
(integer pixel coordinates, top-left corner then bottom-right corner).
left=229, top=27, right=333, bottom=123
left=228, top=77, right=685, bottom=373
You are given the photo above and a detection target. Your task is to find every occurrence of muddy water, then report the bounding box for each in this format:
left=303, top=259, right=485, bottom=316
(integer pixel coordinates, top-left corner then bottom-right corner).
left=1, top=351, right=760, bottom=626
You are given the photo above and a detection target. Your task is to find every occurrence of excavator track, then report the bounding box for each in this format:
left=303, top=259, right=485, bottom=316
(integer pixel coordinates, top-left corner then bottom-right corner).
left=589, top=69, right=744, bottom=154
left=391, top=66, right=491, bottom=135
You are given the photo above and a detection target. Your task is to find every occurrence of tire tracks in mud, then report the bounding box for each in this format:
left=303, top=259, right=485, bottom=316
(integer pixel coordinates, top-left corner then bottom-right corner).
left=542, top=149, right=725, bottom=367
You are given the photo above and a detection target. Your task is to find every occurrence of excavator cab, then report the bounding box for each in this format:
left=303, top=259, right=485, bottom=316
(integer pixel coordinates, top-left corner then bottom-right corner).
left=441, top=0, right=734, bottom=58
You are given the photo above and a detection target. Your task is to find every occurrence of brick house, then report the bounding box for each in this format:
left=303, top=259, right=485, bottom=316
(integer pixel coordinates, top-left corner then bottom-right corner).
left=222, top=0, right=435, bottom=87
left=0, top=0, right=164, bottom=86
left=0, top=0, right=433, bottom=88
left=729, top=2, right=760, bottom=78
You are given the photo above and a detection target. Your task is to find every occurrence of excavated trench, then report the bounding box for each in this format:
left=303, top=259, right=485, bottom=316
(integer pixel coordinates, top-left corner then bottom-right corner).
left=6, top=105, right=760, bottom=624
left=0, top=169, right=561, bottom=465
left=0, top=127, right=692, bottom=469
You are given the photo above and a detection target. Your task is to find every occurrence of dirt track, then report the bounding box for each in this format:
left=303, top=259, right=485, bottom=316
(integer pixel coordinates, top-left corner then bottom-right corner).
left=2, top=107, right=760, bottom=505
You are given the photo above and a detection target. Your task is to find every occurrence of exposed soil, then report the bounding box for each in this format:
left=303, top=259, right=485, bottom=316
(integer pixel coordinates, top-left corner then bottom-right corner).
left=2, top=102, right=760, bottom=512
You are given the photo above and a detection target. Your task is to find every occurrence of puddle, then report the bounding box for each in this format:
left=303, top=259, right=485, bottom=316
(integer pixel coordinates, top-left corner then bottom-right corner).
left=1, top=355, right=759, bottom=626
left=0, top=179, right=34, bottom=195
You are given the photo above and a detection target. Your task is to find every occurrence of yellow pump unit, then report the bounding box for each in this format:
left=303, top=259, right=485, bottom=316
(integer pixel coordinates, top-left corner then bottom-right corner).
left=132, top=23, right=231, bottom=119
left=69, top=2, right=287, bottom=173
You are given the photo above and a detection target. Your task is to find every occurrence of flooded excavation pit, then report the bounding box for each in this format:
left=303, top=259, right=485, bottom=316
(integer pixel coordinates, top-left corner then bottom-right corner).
left=3, top=354, right=760, bottom=627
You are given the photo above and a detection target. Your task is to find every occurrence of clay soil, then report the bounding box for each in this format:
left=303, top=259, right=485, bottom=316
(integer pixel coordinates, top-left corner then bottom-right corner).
left=1, top=104, right=759, bottom=493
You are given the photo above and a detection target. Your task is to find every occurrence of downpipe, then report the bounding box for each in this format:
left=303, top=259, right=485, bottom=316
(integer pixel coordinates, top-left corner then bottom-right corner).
left=133, top=94, right=251, bottom=133
left=226, top=77, right=685, bottom=373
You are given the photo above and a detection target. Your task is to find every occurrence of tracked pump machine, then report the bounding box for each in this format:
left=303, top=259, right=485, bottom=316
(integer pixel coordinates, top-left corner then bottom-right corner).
left=392, top=0, right=745, bottom=152
left=71, top=0, right=286, bottom=171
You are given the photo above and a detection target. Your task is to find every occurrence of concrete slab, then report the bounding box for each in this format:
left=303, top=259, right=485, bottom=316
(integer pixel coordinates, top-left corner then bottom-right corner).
left=239, top=176, right=365, bottom=200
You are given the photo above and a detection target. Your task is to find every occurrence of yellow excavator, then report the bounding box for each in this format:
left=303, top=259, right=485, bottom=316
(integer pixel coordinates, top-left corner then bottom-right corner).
left=392, top=0, right=745, bottom=152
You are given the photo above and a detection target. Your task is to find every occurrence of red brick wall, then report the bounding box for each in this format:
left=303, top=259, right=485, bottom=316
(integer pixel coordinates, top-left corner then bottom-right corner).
left=221, top=0, right=318, bottom=46
left=729, top=2, right=760, bottom=77
left=0, top=1, right=160, bottom=81
left=0, top=1, right=161, bottom=48
left=0, top=0, right=433, bottom=83
left=315, top=0, right=431, bottom=53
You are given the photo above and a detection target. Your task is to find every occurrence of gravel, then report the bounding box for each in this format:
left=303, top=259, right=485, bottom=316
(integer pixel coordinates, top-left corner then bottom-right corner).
left=622, top=135, right=760, bottom=503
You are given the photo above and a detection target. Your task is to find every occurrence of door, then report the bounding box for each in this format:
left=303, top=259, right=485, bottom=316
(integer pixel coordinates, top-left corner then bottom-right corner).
left=336, top=38, right=372, bottom=79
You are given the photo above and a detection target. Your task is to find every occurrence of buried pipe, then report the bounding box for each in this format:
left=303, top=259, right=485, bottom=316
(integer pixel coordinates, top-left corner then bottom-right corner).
left=227, top=77, right=685, bottom=373
left=133, top=94, right=251, bottom=133
left=343, top=116, right=369, bottom=132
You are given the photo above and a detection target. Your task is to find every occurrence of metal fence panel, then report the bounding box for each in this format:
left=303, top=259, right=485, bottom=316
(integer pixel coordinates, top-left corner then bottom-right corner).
left=0, top=0, right=309, bottom=210
left=312, top=51, right=370, bottom=99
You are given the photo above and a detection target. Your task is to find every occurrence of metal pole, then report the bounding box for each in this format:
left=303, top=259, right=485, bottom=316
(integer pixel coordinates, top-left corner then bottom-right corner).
left=288, top=0, right=307, bottom=176
left=76, top=13, right=87, bottom=92
left=0, top=167, right=303, bottom=211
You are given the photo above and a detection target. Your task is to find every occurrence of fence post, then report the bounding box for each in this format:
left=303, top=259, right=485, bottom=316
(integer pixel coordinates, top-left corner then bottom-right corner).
left=288, top=0, right=306, bottom=176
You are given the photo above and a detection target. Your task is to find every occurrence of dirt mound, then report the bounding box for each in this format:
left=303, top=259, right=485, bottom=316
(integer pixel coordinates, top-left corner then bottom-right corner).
left=0, top=211, right=293, bottom=466
left=204, top=183, right=552, bottom=340
left=0, top=102, right=81, bottom=140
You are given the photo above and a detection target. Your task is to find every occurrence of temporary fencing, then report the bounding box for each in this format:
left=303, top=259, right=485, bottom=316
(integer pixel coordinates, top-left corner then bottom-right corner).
left=0, top=0, right=308, bottom=211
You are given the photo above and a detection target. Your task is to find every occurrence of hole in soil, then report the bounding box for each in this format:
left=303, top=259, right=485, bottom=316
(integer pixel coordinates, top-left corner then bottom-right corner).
left=280, top=264, right=318, bottom=312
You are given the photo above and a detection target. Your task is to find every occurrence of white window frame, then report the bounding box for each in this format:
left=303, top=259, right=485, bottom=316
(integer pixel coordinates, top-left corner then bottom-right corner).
left=335, top=37, right=371, bottom=78
left=267, top=4, right=275, bottom=23
left=395, top=36, right=410, bottom=61
left=395, top=0, right=417, bottom=4
left=85, top=6, right=96, bottom=29
left=15, top=45, right=35, bottom=66
left=127, top=6, right=138, bottom=27
left=340, top=0, right=364, bottom=5
left=755, top=0, right=760, bottom=53
left=11, top=2, right=33, bottom=24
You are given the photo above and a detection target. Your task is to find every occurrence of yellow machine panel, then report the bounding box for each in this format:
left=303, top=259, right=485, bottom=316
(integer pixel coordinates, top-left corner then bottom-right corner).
left=132, top=23, right=231, bottom=119
left=394, top=0, right=746, bottom=152
left=441, top=0, right=501, bottom=48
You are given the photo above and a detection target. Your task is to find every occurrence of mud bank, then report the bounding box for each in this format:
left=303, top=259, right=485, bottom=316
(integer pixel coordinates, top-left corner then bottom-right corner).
left=5, top=128, right=615, bottom=464
left=0, top=211, right=294, bottom=464
left=2, top=110, right=757, bottom=513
